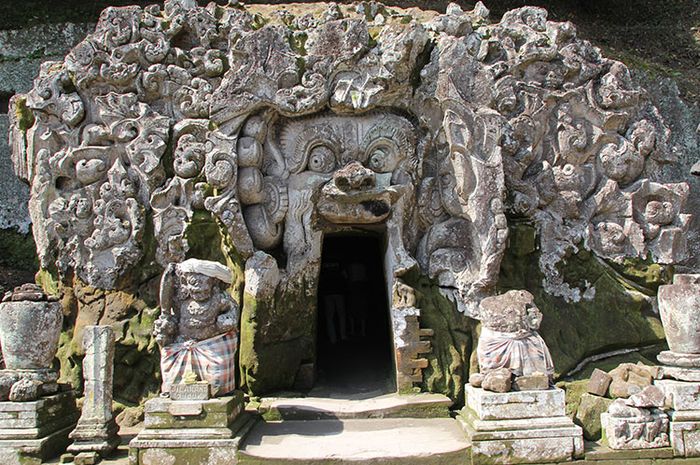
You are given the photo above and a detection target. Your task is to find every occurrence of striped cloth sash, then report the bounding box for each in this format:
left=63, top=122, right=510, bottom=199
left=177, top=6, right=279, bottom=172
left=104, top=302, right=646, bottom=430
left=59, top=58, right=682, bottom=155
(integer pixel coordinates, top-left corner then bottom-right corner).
left=160, top=330, right=237, bottom=396
left=477, top=327, right=554, bottom=377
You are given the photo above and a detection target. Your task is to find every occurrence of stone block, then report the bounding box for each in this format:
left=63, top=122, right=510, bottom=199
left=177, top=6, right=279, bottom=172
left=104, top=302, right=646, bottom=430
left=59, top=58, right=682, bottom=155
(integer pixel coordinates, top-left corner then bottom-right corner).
left=482, top=368, right=512, bottom=393
left=0, top=423, right=75, bottom=464
left=459, top=400, right=583, bottom=464
left=602, top=405, right=670, bottom=450
left=129, top=407, right=255, bottom=465
left=143, top=392, right=244, bottom=430
left=471, top=436, right=579, bottom=465
left=626, top=385, right=666, bottom=408
left=170, top=382, right=211, bottom=401
left=466, top=385, right=566, bottom=420
left=0, top=391, right=79, bottom=437
left=660, top=366, right=700, bottom=382
left=513, top=373, right=549, bottom=391
left=655, top=380, right=700, bottom=411
left=588, top=368, right=613, bottom=397
left=74, top=451, right=99, bottom=465
left=575, top=393, right=612, bottom=441
left=669, top=419, right=700, bottom=457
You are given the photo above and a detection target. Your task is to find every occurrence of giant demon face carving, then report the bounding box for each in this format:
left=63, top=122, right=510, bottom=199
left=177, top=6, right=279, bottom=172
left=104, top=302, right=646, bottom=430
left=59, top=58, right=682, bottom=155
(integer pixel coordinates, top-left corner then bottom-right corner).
left=238, top=111, right=419, bottom=256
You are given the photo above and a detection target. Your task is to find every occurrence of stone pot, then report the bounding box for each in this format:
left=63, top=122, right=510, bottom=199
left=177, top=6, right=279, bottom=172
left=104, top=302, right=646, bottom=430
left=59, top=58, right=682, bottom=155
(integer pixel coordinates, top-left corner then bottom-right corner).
left=658, top=274, right=700, bottom=354
left=0, top=300, right=63, bottom=369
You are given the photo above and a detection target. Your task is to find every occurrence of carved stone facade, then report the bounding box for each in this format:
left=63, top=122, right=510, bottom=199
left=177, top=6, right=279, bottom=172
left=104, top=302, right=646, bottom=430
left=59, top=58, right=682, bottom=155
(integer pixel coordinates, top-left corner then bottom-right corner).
left=9, top=1, right=691, bottom=393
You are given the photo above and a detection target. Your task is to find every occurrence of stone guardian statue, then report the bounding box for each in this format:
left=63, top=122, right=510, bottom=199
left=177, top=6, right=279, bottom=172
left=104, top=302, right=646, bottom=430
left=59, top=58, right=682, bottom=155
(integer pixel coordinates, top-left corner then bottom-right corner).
left=154, top=259, right=239, bottom=396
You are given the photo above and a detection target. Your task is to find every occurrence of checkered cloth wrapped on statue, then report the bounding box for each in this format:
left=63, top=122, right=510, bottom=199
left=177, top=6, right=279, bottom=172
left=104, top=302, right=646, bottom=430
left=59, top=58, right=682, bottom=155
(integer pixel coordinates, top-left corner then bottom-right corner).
left=160, top=330, right=237, bottom=395
left=476, top=290, right=554, bottom=377
left=153, top=259, right=240, bottom=396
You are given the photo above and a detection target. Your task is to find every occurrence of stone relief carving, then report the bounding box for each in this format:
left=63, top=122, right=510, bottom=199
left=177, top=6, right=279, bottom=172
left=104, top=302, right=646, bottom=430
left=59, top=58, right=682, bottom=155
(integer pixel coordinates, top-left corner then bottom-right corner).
left=10, top=0, right=690, bottom=348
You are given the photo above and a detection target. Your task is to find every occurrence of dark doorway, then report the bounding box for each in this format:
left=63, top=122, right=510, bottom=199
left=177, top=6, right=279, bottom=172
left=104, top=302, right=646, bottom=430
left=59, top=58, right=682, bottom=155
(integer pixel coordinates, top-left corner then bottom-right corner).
left=315, top=234, right=394, bottom=396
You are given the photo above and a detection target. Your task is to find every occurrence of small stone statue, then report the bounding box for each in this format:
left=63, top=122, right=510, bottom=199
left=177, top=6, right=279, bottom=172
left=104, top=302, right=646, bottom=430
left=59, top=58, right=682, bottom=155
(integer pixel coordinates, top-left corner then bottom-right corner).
left=471, top=290, right=554, bottom=392
left=154, top=259, right=239, bottom=396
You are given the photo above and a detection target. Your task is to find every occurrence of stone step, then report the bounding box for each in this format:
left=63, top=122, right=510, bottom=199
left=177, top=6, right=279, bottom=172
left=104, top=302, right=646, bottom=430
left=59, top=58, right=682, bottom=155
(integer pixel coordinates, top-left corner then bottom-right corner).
left=238, top=417, right=471, bottom=465
left=259, top=392, right=452, bottom=420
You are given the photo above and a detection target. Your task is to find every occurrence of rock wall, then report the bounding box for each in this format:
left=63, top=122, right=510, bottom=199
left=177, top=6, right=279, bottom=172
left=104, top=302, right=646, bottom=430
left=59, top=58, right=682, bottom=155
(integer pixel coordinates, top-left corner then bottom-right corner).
left=1, top=1, right=698, bottom=408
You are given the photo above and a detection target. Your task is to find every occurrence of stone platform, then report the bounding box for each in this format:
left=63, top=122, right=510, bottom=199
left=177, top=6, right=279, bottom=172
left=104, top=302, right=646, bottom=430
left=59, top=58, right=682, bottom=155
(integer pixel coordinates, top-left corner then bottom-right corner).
left=0, top=390, right=79, bottom=464
left=459, top=385, right=584, bottom=464
left=259, top=392, right=452, bottom=420
left=129, top=392, right=255, bottom=465
left=239, top=417, right=470, bottom=465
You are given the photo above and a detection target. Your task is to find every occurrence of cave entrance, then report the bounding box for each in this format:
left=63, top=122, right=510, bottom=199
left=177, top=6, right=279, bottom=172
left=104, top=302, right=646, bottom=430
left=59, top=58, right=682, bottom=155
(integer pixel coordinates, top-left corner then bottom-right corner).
left=314, top=233, right=395, bottom=396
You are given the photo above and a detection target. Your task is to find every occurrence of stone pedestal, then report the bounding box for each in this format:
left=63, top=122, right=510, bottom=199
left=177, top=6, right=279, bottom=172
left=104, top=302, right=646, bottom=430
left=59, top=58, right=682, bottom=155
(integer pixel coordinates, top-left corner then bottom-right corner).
left=68, top=326, right=120, bottom=456
left=0, top=390, right=79, bottom=464
left=655, top=378, right=700, bottom=457
left=129, top=391, right=253, bottom=465
left=458, top=385, right=583, bottom=464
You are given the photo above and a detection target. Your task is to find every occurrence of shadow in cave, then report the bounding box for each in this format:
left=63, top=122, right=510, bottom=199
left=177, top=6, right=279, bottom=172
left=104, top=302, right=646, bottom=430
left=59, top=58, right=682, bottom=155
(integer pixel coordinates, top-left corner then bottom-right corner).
left=314, top=234, right=395, bottom=398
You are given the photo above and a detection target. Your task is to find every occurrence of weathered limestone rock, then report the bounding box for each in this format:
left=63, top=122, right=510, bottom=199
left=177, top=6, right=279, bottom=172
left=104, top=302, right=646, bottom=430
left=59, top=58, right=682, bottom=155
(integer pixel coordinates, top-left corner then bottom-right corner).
left=608, top=363, right=655, bottom=398
left=513, top=372, right=550, bottom=391
left=468, top=372, right=484, bottom=388
left=588, top=368, right=613, bottom=397
left=68, top=326, right=120, bottom=457
left=154, top=259, right=239, bottom=396
left=575, top=393, right=613, bottom=441
left=602, top=398, right=670, bottom=449
left=481, top=367, right=512, bottom=393
left=7, top=0, right=694, bottom=402
left=625, top=385, right=666, bottom=409
left=461, top=385, right=583, bottom=464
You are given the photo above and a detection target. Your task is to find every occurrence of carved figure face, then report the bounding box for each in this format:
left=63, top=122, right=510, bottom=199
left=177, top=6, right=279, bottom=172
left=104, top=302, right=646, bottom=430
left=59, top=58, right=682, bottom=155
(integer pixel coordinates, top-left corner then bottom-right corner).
left=179, top=272, right=215, bottom=302
left=276, top=112, right=417, bottom=225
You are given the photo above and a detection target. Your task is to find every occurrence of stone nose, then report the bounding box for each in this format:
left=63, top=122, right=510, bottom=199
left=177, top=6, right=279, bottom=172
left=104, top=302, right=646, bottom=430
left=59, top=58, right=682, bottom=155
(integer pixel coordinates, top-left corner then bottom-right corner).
left=333, top=161, right=376, bottom=192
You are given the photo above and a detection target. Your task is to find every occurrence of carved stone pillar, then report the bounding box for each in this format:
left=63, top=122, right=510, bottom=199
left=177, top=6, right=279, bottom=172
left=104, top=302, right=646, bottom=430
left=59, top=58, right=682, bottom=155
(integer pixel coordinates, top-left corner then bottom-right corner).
left=68, top=325, right=120, bottom=457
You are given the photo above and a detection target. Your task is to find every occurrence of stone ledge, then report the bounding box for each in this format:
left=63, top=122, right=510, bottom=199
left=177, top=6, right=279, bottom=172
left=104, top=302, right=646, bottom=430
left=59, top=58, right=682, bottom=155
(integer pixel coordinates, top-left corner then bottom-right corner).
left=466, top=385, right=566, bottom=421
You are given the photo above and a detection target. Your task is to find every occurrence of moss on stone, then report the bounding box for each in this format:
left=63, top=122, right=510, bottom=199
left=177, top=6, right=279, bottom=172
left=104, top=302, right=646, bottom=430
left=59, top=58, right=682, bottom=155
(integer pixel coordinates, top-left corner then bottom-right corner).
left=499, top=222, right=667, bottom=379
left=404, top=269, right=475, bottom=405
left=0, top=228, right=38, bottom=272
left=12, top=96, right=35, bottom=132
left=239, top=285, right=315, bottom=395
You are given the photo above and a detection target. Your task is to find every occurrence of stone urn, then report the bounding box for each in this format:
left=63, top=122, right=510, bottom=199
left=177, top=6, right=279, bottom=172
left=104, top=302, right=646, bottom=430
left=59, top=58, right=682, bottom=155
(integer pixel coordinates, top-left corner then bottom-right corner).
left=657, top=274, right=700, bottom=365
left=0, top=284, right=62, bottom=369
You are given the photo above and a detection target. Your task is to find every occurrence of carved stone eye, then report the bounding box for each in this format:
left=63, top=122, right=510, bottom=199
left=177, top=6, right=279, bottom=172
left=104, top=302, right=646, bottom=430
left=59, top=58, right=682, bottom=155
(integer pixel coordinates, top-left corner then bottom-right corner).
left=308, top=145, right=335, bottom=173
left=367, top=146, right=397, bottom=173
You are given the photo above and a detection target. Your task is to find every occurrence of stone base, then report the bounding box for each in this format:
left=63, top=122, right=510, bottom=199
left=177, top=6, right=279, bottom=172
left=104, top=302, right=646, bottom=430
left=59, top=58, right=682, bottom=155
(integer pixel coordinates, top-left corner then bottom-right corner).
left=601, top=411, right=670, bottom=450
left=0, top=391, right=78, bottom=463
left=657, top=351, right=700, bottom=368
left=129, top=392, right=252, bottom=465
left=669, top=414, right=700, bottom=458
left=459, top=386, right=583, bottom=464
left=0, top=390, right=78, bottom=436
left=655, top=380, right=700, bottom=411
left=655, top=378, right=700, bottom=457
left=659, top=366, right=700, bottom=382
left=68, top=417, right=120, bottom=456
left=0, top=423, right=75, bottom=465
